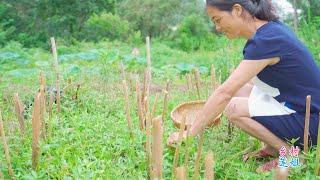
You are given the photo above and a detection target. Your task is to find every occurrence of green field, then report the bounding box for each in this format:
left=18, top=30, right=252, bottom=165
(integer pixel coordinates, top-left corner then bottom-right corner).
left=0, top=36, right=319, bottom=179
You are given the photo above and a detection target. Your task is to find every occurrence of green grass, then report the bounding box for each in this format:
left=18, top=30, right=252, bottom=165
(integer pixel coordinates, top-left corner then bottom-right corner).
left=0, top=36, right=319, bottom=179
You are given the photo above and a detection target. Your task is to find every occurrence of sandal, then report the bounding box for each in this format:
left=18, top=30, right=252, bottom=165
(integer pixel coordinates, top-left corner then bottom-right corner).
left=256, top=158, right=279, bottom=173
left=242, top=149, right=273, bottom=162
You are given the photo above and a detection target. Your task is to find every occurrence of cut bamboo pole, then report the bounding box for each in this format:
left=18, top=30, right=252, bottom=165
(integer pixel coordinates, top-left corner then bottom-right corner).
left=152, top=117, right=163, bottom=179
left=194, top=68, right=201, bottom=99
left=75, top=84, right=80, bottom=101
left=129, top=72, right=133, bottom=91
left=161, top=80, right=170, bottom=124
left=184, top=124, right=190, bottom=178
left=145, top=110, right=152, bottom=178
left=57, top=71, right=61, bottom=114
left=211, top=66, right=216, bottom=91
left=193, top=130, right=204, bottom=180
left=186, top=74, right=191, bottom=91
left=120, top=62, right=125, bottom=81
left=189, top=74, right=195, bottom=96
left=14, top=93, right=26, bottom=137
left=205, top=152, right=214, bottom=180
left=141, top=69, right=148, bottom=108
left=274, top=166, right=289, bottom=180
left=50, top=37, right=59, bottom=70
left=48, top=89, right=54, bottom=139
left=135, top=75, right=144, bottom=130
left=146, top=36, right=152, bottom=83
left=176, top=166, right=186, bottom=180
left=0, top=110, right=14, bottom=179
left=32, top=93, right=41, bottom=170
left=39, top=83, right=46, bottom=141
left=314, top=113, right=320, bottom=176
left=186, top=74, right=192, bottom=97
left=151, top=93, right=159, bottom=120
left=303, top=95, right=311, bottom=154
left=122, top=80, right=133, bottom=138
left=172, top=112, right=187, bottom=174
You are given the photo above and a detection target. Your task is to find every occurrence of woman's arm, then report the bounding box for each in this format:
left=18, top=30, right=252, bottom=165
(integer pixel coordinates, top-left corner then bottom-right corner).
left=189, top=57, right=280, bottom=136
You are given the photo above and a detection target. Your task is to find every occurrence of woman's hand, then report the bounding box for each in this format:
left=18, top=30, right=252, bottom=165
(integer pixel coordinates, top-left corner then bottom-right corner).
left=166, top=131, right=187, bottom=149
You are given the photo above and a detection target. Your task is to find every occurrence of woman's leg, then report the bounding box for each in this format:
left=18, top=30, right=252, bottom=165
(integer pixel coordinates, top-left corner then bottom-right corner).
left=233, top=83, right=253, bottom=98
left=225, top=97, right=291, bottom=155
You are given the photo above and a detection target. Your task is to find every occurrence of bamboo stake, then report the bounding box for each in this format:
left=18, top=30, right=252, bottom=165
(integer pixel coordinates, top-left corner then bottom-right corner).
left=120, top=62, right=125, bottom=81
left=193, top=130, right=205, bottom=180
left=145, top=110, right=152, bottom=178
left=146, top=36, right=152, bottom=83
left=48, top=89, right=54, bottom=139
left=129, top=72, right=133, bottom=92
left=0, top=110, right=14, bottom=179
left=75, top=84, right=80, bottom=101
left=303, top=95, right=311, bottom=154
left=211, top=66, right=216, bottom=91
left=189, top=74, right=196, bottom=96
left=176, top=166, right=186, bottom=180
left=184, top=125, right=190, bottom=178
left=141, top=69, right=148, bottom=108
left=186, top=74, right=191, bottom=91
left=14, top=93, right=26, bottom=137
left=187, top=74, right=193, bottom=97
left=161, top=80, right=170, bottom=124
left=314, top=113, right=320, bottom=176
left=172, top=112, right=187, bottom=174
left=40, top=83, right=46, bottom=141
left=122, top=80, right=133, bottom=138
left=151, top=93, right=159, bottom=120
left=194, top=68, right=201, bottom=99
left=135, top=75, right=144, bottom=130
left=152, top=117, right=163, bottom=179
left=57, top=71, right=61, bottom=114
left=32, top=93, right=41, bottom=170
left=50, top=37, right=59, bottom=70
left=205, top=152, right=214, bottom=180
left=274, top=166, right=288, bottom=180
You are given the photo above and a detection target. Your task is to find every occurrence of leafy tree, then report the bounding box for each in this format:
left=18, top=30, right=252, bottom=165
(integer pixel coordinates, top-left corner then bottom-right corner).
left=117, top=0, right=205, bottom=38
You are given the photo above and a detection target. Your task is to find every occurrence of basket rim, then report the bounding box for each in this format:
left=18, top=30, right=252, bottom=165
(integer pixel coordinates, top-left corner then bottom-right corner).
left=170, top=100, right=207, bottom=122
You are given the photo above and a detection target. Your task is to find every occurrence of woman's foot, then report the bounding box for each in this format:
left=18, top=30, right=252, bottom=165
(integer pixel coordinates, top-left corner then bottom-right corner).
left=256, top=158, right=279, bottom=173
left=242, top=144, right=277, bottom=162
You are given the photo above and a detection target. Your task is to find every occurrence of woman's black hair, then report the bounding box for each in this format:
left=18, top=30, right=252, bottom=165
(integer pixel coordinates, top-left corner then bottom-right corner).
left=206, top=0, right=278, bottom=21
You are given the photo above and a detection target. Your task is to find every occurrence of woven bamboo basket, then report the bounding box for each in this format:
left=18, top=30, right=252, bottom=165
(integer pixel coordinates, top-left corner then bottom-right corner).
left=170, top=100, right=221, bottom=129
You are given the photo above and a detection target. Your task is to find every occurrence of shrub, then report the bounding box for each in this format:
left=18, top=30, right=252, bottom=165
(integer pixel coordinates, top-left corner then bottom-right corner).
left=83, top=13, right=130, bottom=42
left=174, top=14, right=214, bottom=51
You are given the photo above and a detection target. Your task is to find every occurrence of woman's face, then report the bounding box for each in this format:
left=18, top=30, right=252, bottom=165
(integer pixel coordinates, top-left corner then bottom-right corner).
left=207, top=4, right=244, bottom=39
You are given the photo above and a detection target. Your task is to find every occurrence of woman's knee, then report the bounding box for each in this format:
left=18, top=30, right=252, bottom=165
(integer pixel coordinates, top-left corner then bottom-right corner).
left=225, top=97, right=250, bottom=123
